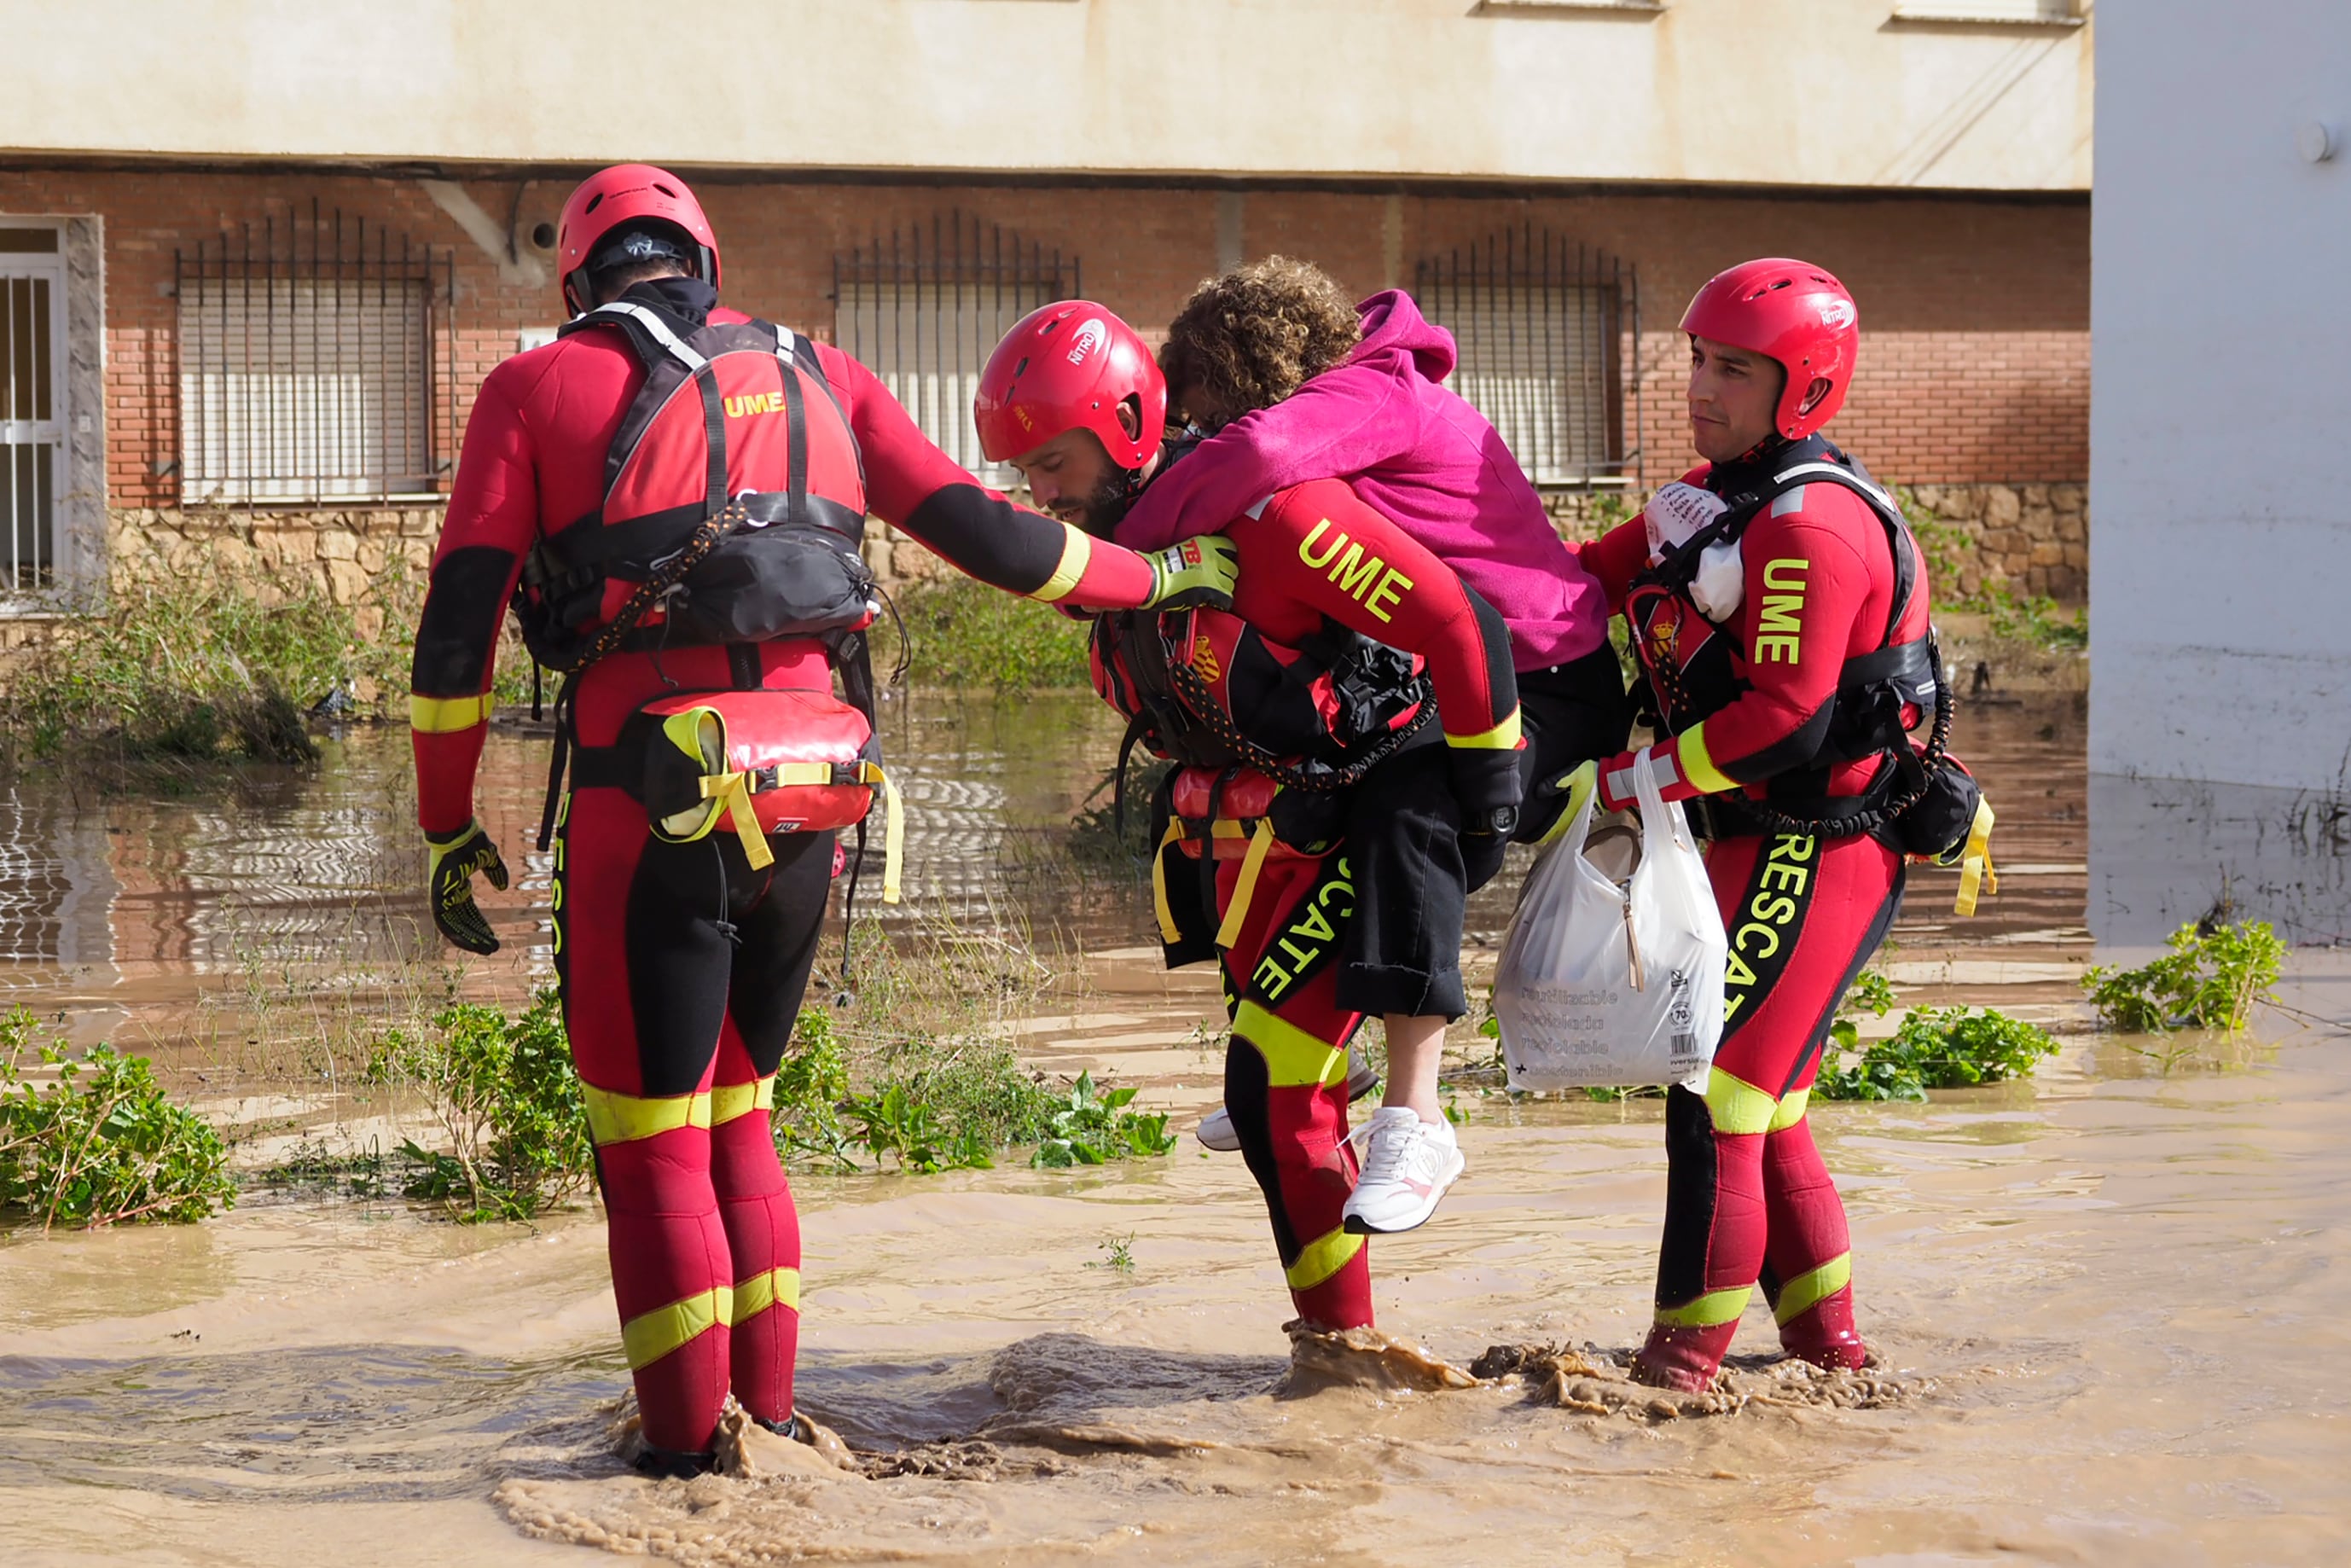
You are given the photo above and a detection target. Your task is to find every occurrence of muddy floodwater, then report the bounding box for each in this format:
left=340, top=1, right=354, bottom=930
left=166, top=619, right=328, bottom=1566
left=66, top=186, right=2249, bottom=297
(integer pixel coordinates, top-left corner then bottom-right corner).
left=2, top=690, right=2348, bottom=1565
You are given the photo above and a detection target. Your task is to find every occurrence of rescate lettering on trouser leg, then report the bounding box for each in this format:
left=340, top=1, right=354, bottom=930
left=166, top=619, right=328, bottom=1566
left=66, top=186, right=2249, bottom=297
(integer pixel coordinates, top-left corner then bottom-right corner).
left=1222, top=849, right=1373, bottom=1333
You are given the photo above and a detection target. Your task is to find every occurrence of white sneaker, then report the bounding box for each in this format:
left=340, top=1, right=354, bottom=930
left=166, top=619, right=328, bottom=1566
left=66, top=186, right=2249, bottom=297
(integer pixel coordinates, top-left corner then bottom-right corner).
left=1341, top=1106, right=1465, bottom=1234
left=1197, top=1052, right=1380, bottom=1153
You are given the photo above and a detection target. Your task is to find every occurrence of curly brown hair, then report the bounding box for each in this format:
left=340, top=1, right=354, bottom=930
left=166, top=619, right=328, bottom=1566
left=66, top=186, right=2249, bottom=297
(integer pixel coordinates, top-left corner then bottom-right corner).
left=1159, top=256, right=1362, bottom=431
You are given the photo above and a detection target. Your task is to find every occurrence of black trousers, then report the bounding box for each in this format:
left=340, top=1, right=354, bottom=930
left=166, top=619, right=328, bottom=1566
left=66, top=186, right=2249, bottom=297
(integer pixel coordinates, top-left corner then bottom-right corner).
left=1337, top=642, right=1632, bottom=1021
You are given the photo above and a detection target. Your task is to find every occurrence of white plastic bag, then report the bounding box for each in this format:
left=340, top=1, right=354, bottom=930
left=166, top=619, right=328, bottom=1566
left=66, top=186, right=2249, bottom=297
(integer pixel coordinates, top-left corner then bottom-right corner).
left=1491, top=764, right=1727, bottom=1091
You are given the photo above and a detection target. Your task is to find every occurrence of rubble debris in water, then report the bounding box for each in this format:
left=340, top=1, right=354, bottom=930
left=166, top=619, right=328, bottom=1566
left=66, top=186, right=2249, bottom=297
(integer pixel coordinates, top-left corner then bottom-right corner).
left=1472, top=1342, right=1941, bottom=1421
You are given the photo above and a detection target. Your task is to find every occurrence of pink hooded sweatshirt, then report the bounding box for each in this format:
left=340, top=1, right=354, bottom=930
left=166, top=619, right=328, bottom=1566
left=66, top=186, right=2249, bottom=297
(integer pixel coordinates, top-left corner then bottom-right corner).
left=1114, top=290, right=1609, bottom=671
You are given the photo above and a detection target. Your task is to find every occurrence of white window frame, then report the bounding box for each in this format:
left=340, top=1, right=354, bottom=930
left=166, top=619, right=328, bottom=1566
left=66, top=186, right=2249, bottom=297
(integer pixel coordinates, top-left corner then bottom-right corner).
left=0, top=216, right=72, bottom=608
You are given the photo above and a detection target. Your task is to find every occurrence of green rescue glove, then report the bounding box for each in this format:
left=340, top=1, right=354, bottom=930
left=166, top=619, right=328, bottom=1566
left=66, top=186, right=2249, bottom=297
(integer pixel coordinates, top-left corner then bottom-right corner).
left=1142, top=534, right=1241, bottom=612
left=1533, top=759, right=1599, bottom=850
left=425, top=820, right=509, bottom=955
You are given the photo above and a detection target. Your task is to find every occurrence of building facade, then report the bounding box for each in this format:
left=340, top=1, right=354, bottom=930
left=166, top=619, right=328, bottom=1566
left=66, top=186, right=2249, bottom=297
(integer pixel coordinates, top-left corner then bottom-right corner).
left=0, top=0, right=2094, bottom=633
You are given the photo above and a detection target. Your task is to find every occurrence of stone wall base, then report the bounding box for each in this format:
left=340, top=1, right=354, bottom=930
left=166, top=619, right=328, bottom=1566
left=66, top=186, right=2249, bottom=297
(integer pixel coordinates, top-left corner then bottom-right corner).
left=1540, top=480, right=2087, bottom=603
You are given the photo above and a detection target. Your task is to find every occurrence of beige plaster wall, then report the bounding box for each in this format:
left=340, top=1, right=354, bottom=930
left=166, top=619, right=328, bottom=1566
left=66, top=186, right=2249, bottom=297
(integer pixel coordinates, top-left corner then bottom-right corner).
left=0, top=1, right=2091, bottom=192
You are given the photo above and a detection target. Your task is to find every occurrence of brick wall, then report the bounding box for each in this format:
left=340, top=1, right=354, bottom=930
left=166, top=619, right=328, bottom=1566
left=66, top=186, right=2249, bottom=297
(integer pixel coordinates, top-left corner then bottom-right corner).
left=0, top=166, right=2090, bottom=607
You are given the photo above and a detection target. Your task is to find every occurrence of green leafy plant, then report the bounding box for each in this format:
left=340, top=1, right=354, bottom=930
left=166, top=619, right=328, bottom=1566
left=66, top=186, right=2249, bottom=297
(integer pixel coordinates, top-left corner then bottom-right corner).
left=1087, top=1231, right=1137, bottom=1272
left=1815, top=1005, right=2061, bottom=1102
left=368, top=989, right=594, bottom=1222
left=844, top=1082, right=997, bottom=1174
left=2082, top=920, right=2284, bottom=1034
left=1031, top=1071, right=1178, bottom=1168
left=0, top=1008, right=235, bottom=1228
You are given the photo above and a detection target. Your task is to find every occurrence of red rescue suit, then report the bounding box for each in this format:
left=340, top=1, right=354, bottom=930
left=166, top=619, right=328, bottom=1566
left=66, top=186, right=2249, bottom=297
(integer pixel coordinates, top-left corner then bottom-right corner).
left=1129, top=479, right=1519, bottom=1330
left=1579, top=438, right=1930, bottom=1389
left=410, top=279, right=1166, bottom=1457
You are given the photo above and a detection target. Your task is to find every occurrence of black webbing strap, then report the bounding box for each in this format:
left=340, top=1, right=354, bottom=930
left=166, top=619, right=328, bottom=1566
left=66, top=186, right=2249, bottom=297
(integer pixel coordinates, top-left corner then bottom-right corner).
left=779, top=343, right=810, bottom=533
left=694, top=363, right=728, bottom=518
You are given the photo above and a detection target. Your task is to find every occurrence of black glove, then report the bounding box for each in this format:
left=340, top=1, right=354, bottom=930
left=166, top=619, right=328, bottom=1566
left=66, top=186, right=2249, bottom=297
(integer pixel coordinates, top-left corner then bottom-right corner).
left=1448, top=746, right=1525, bottom=839
left=426, top=820, right=509, bottom=955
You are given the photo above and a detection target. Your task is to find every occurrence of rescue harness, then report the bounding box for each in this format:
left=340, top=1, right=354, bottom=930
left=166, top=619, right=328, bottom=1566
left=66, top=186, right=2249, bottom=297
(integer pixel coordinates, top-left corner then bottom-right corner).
left=515, top=297, right=904, bottom=910
left=1631, top=450, right=1995, bottom=914
left=1090, top=601, right=1433, bottom=954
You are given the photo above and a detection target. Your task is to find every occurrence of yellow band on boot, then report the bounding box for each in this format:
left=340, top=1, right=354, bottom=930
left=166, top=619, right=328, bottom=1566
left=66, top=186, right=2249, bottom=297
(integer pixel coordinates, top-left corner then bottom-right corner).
left=1654, top=1284, right=1753, bottom=1329
left=1286, top=1227, right=1365, bottom=1291
left=1772, top=1253, right=1852, bottom=1325
left=730, top=1266, right=803, bottom=1324
left=622, top=1286, right=732, bottom=1369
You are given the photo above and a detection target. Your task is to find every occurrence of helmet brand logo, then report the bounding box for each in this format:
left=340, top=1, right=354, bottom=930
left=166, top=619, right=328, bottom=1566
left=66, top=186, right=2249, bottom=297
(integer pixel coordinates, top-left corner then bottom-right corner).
left=1819, top=299, right=1856, bottom=330
left=1067, top=317, right=1110, bottom=366
left=1014, top=405, right=1036, bottom=432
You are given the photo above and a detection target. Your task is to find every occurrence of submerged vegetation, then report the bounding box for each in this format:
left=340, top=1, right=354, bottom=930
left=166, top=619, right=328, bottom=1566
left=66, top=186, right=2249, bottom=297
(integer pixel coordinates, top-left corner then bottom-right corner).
left=0, top=1008, right=235, bottom=1229
left=306, top=913, right=1182, bottom=1214
left=2082, top=919, right=2284, bottom=1034
left=1815, top=1004, right=2062, bottom=1102
left=366, top=990, right=594, bottom=1222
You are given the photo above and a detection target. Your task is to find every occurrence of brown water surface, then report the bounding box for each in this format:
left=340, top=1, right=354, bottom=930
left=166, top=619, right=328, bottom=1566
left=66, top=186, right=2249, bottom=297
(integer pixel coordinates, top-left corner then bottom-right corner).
left=2, top=692, right=2347, bottom=1565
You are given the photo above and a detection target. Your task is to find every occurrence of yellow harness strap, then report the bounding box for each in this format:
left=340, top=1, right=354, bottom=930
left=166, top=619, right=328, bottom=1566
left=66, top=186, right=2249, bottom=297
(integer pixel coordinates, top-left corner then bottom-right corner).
left=1215, top=818, right=1277, bottom=949
left=1953, top=796, right=1998, bottom=916
left=699, top=770, right=775, bottom=871
left=1151, top=819, right=1186, bottom=944
left=868, top=760, right=904, bottom=905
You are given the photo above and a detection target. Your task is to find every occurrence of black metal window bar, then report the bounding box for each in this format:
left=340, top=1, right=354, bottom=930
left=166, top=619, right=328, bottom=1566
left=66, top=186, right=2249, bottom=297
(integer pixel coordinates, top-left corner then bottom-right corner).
left=1, top=224, right=64, bottom=592
left=176, top=200, right=456, bottom=504
left=1414, top=224, right=1639, bottom=487
left=833, top=214, right=1079, bottom=484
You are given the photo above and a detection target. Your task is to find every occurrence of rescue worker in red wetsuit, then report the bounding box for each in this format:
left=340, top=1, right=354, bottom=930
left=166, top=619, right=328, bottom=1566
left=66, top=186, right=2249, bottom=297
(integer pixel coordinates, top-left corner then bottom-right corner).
left=408, top=167, right=1239, bottom=1475
left=972, top=303, right=1523, bottom=1332
left=1572, top=258, right=1976, bottom=1391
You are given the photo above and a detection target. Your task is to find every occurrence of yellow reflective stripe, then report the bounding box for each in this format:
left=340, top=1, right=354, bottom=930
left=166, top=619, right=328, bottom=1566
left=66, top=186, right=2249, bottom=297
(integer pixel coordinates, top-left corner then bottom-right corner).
left=1703, top=1066, right=1778, bottom=1136
left=583, top=1083, right=713, bottom=1147
left=1772, top=1253, right=1851, bottom=1325
left=408, top=693, right=495, bottom=734
left=622, top=1286, right=731, bottom=1370
left=1444, top=706, right=1523, bottom=752
left=1954, top=797, right=1998, bottom=916
left=1214, top=818, right=1276, bottom=949
left=1655, top=1284, right=1752, bottom=1329
left=711, top=1075, right=776, bottom=1126
left=699, top=770, right=775, bottom=870
left=1033, top=524, right=1092, bottom=603
left=1151, top=820, right=1185, bottom=944
left=729, top=1265, right=803, bottom=1324
left=1676, top=721, right=1739, bottom=796
left=1285, top=1226, right=1365, bottom=1291
left=1232, top=1001, right=1349, bottom=1089
left=875, top=762, right=903, bottom=905
left=1768, top=1085, right=1811, bottom=1133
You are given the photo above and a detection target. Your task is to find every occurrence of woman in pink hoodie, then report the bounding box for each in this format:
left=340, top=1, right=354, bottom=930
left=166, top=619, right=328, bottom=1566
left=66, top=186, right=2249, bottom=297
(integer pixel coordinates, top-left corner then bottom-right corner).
left=1128, top=258, right=1629, bottom=1233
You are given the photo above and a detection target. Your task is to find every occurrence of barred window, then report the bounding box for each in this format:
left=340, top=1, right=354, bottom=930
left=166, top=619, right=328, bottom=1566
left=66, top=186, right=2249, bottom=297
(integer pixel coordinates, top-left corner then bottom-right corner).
left=1415, top=225, right=1640, bottom=487
left=176, top=205, right=455, bottom=504
left=1, top=224, right=64, bottom=591
left=833, top=215, right=1079, bottom=485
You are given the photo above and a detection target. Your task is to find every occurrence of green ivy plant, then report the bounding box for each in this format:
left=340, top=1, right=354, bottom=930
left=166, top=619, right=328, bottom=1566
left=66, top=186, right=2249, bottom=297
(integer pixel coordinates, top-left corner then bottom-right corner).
left=2082, top=920, right=2284, bottom=1034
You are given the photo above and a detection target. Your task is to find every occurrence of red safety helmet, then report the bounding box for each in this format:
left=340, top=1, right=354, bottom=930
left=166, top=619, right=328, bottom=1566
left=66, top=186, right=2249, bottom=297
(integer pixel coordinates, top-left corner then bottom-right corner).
left=1679, top=258, right=1859, bottom=440
left=556, top=164, right=722, bottom=317
left=975, top=301, right=1166, bottom=472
